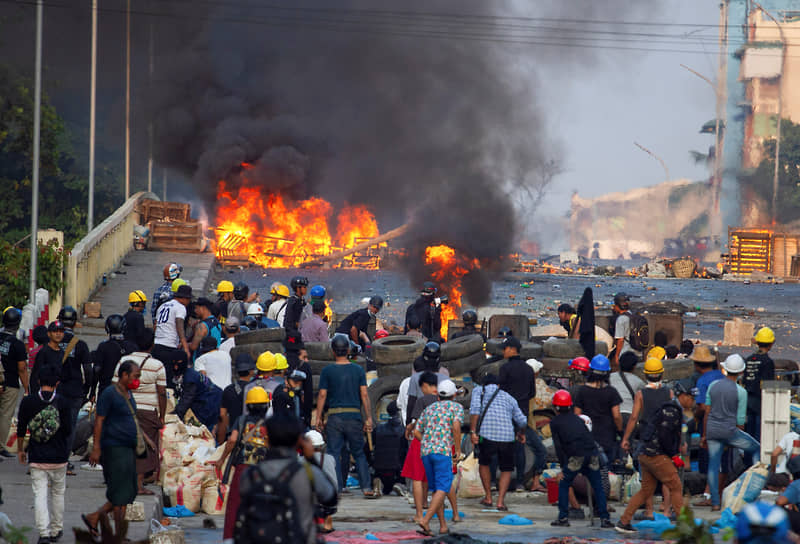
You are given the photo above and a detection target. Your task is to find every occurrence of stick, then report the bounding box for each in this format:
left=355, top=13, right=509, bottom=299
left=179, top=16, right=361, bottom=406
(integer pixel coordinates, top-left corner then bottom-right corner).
left=588, top=480, right=594, bottom=527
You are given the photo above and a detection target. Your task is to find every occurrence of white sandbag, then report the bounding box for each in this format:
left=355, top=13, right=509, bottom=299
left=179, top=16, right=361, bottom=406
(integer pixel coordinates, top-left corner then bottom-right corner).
left=457, top=453, right=484, bottom=498
left=201, top=478, right=229, bottom=516
left=608, top=472, right=621, bottom=501
left=722, top=462, right=769, bottom=514
left=124, top=501, right=145, bottom=521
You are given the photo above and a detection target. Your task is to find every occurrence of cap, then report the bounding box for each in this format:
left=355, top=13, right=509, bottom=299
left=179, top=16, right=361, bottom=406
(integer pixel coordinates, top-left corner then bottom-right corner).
left=305, top=430, right=325, bottom=448
left=502, top=336, right=522, bottom=351
left=438, top=379, right=457, bottom=397
left=225, top=316, right=241, bottom=331
left=48, top=320, right=65, bottom=332
left=288, top=369, right=307, bottom=382
left=235, top=353, right=256, bottom=372
left=174, top=284, right=193, bottom=299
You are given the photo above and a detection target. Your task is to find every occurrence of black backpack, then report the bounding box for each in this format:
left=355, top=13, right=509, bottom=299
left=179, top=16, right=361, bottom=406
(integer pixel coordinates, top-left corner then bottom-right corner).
left=639, top=402, right=683, bottom=457
left=609, top=311, right=650, bottom=352
left=235, top=459, right=313, bottom=544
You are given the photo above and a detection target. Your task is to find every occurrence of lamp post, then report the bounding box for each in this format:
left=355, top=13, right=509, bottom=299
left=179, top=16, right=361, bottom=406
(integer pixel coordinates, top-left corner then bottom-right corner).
left=29, top=0, right=43, bottom=304
left=88, top=0, right=97, bottom=231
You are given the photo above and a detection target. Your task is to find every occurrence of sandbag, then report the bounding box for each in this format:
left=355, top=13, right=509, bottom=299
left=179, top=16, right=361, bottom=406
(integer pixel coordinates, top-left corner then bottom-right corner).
left=722, top=462, right=769, bottom=514
left=163, top=464, right=213, bottom=513
left=457, top=453, right=484, bottom=498
left=608, top=472, right=621, bottom=501
left=532, top=377, right=555, bottom=411
left=201, top=478, right=229, bottom=516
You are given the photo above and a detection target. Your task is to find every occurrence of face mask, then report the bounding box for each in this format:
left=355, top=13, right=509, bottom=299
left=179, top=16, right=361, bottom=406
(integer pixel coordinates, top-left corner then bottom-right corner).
left=250, top=406, right=267, bottom=418
left=292, top=386, right=303, bottom=393
left=128, top=379, right=141, bottom=390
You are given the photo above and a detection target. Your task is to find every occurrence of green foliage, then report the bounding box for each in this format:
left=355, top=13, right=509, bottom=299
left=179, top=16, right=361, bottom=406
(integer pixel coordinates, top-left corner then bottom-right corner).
left=661, top=506, right=715, bottom=544
left=0, top=239, right=67, bottom=307
left=1, top=522, right=31, bottom=544
left=739, top=119, right=800, bottom=224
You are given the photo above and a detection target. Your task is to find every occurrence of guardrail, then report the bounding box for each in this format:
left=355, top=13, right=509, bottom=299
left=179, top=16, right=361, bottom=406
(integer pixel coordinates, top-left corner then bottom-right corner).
left=65, top=191, right=158, bottom=309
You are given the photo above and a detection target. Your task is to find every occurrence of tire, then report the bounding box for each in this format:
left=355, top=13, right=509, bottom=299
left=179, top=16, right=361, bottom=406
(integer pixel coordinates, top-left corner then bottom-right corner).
left=471, top=361, right=504, bottom=385
left=453, top=380, right=474, bottom=412
left=542, top=339, right=586, bottom=359
left=368, top=375, right=405, bottom=423
left=305, top=341, right=334, bottom=361
left=230, top=342, right=284, bottom=362
left=440, top=334, right=483, bottom=361
left=485, top=339, right=543, bottom=359
left=441, top=351, right=487, bottom=377
left=376, top=361, right=415, bottom=378
left=235, top=328, right=285, bottom=345
left=372, top=336, right=425, bottom=365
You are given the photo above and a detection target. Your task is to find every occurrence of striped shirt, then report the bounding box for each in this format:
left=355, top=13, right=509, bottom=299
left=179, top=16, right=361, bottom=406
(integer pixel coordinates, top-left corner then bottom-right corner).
left=113, top=352, right=167, bottom=412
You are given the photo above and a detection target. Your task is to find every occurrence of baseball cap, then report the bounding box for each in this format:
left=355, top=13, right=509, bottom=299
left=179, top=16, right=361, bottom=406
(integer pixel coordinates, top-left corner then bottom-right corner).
left=234, top=353, right=255, bottom=372
left=502, top=336, right=522, bottom=351
left=438, top=379, right=457, bottom=397
left=225, top=316, right=241, bottom=331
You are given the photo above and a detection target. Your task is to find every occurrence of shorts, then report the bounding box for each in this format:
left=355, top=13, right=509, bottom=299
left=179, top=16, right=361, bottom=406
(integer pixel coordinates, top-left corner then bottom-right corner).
left=477, top=439, right=515, bottom=472
left=401, top=438, right=426, bottom=481
left=422, top=454, right=454, bottom=493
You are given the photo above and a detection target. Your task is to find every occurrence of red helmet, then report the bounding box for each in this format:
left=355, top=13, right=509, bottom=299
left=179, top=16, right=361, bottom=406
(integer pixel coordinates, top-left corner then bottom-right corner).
left=374, top=329, right=390, bottom=340
left=552, top=390, right=572, bottom=407
left=569, top=357, right=590, bottom=373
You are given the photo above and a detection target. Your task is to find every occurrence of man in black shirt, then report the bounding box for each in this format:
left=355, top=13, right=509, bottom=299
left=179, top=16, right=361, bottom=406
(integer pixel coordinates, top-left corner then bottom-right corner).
left=272, top=369, right=308, bottom=422
left=123, top=290, right=148, bottom=350
left=498, top=337, right=546, bottom=491
left=743, top=327, right=776, bottom=451
left=217, top=354, right=255, bottom=444
left=57, top=306, right=92, bottom=472
left=0, top=307, right=29, bottom=458
left=405, top=282, right=442, bottom=342
left=283, top=276, right=309, bottom=333
left=336, top=296, right=383, bottom=348
left=31, top=321, right=65, bottom=393
left=449, top=309, right=485, bottom=341
left=284, top=330, right=313, bottom=427
left=92, top=315, right=138, bottom=400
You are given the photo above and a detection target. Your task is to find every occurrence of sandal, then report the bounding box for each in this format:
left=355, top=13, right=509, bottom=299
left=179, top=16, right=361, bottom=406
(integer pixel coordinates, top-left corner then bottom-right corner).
left=81, top=514, right=99, bottom=538
left=363, top=490, right=378, bottom=499
left=479, top=499, right=493, bottom=507
left=416, top=524, right=434, bottom=537
left=496, top=505, right=508, bottom=511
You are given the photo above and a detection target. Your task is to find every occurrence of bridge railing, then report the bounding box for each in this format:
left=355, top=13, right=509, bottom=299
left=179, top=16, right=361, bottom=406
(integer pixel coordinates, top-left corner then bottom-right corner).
left=65, top=191, right=158, bottom=310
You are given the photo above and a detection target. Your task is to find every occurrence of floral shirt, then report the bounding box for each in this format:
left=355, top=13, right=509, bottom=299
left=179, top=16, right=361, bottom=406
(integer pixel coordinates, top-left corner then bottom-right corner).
left=417, top=400, right=465, bottom=457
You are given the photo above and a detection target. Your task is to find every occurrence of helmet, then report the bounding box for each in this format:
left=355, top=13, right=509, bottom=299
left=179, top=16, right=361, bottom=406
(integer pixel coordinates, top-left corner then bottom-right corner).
left=569, top=356, right=591, bottom=372
left=305, top=430, right=325, bottom=448
left=269, top=282, right=282, bottom=295
left=613, top=292, right=630, bottom=310
left=104, top=314, right=125, bottom=335
left=217, top=280, right=234, bottom=294
left=256, top=351, right=277, bottom=372
left=422, top=342, right=441, bottom=365
left=2, top=307, right=21, bottom=329
left=243, top=316, right=258, bottom=330
left=647, top=346, right=666, bottom=361
left=58, top=306, right=78, bottom=328
left=754, top=327, right=775, bottom=344
left=643, top=357, right=664, bottom=375
left=247, top=303, right=264, bottom=316
left=589, top=354, right=611, bottom=372
left=497, top=326, right=512, bottom=338
left=374, top=329, right=390, bottom=339
left=274, top=353, right=288, bottom=371
left=128, top=290, right=147, bottom=304
left=171, top=278, right=188, bottom=292
left=163, top=263, right=181, bottom=280
left=368, top=295, right=384, bottom=311
left=275, top=284, right=290, bottom=298
left=290, top=276, right=309, bottom=289
left=331, top=333, right=350, bottom=357
left=421, top=282, right=437, bottom=296
left=310, top=285, right=326, bottom=299
left=552, top=390, right=572, bottom=407
left=722, top=353, right=746, bottom=374
left=736, top=502, right=790, bottom=543
left=245, top=386, right=270, bottom=405
left=462, top=309, right=478, bottom=325
left=233, top=281, right=249, bottom=300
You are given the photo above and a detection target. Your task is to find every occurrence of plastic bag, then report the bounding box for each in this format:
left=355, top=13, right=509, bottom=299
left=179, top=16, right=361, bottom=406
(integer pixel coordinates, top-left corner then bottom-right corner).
left=722, top=462, right=769, bottom=513
left=457, top=453, right=484, bottom=498
left=623, top=472, right=641, bottom=503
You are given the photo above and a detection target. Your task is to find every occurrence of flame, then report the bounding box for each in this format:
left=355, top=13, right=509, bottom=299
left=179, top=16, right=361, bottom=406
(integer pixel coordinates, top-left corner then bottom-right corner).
left=215, top=180, right=382, bottom=268
left=424, top=244, right=479, bottom=340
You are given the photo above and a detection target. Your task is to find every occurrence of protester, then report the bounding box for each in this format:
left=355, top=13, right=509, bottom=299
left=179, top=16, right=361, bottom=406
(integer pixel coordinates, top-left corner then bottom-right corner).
left=314, top=334, right=374, bottom=496
left=217, top=354, right=255, bottom=444
left=272, top=369, right=308, bottom=421
left=123, top=290, right=148, bottom=350
left=557, top=303, right=578, bottom=337
left=776, top=457, right=800, bottom=533
left=112, top=329, right=166, bottom=496
left=414, top=379, right=464, bottom=537
left=300, top=300, right=330, bottom=343
left=243, top=351, right=276, bottom=416
left=266, top=283, right=290, bottom=324
left=405, top=314, right=427, bottom=342
left=450, top=309, right=485, bottom=341
left=16, top=366, right=72, bottom=544
left=743, top=327, right=776, bottom=450
left=305, top=429, right=338, bottom=534
left=91, top=315, right=137, bottom=400
left=336, top=295, right=384, bottom=348
left=397, top=358, right=426, bottom=425
left=153, top=283, right=192, bottom=387
left=215, top=281, right=235, bottom=325
left=283, top=330, right=314, bottom=427
left=610, top=293, right=634, bottom=366
left=550, top=390, right=613, bottom=528
left=151, top=263, right=181, bottom=322
left=609, top=351, right=645, bottom=435
left=30, top=321, right=65, bottom=394
left=0, top=307, right=29, bottom=458
left=189, top=298, right=222, bottom=357
left=266, top=353, right=289, bottom=395
left=171, top=352, right=223, bottom=431
left=371, top=400, right=405, bottom=496
left=573, top=354, right=623, bottom=463
left=768, top=424, right=800, bottom=490
left=405, top=282, right=442, bottom=342
left=469, top=374, right=527, bottom=511
left=82, top=361, right=142, bottom=541
left=406, top=342, right=449, bottom=424
left=701, top=354, right=760, bottom=511
left=568, top=356, right=591, bottom=390
left=193, top=335, right=232, bottom=390
left=284, top=276, right=309, bottom=333
left=218, top=317, right=240, bottom=353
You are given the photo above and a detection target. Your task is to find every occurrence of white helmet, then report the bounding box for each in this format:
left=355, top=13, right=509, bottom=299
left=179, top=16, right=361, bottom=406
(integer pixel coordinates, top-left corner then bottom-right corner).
left=526, top=358, right=543, bottom=374
left=305, top=430, right=325, bottom=447
left=579, top=414, right=592, bottom=432
left=722, top=353, right=746, bottom=374
left=247, top=303, right=264, bottom=316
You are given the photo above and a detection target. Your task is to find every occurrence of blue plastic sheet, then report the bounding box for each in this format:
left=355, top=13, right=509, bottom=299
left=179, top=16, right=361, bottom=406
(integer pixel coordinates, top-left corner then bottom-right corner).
left=633, top=512, right=674, bottom=535
left=162, top=505, right=195, bottom=517
left=498, top=514, right=533, bottom=526
left=431, top=510, right=465, bottom=521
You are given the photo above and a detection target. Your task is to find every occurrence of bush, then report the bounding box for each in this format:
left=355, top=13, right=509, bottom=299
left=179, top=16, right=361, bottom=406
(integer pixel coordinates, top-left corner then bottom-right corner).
left=0, top=239, right=67, bottom=308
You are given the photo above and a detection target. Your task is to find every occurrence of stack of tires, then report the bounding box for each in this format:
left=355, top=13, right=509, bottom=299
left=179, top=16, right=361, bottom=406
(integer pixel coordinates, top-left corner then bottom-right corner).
left=229, top=328, right=284, bottom=362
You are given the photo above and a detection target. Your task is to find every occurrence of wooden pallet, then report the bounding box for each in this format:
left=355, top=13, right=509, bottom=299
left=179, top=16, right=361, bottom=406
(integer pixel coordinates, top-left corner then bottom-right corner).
left=137, top=199, right=191, bottom=223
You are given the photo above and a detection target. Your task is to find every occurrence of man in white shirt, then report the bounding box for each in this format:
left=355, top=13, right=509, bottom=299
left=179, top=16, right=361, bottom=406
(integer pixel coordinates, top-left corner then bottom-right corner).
left=219, top=317, right=239, bottom=354
left=769, top=429, right=800, bottom=490
left=194, top=336, right=232, bottom=390
left=152, top=283, right=192, bottom=388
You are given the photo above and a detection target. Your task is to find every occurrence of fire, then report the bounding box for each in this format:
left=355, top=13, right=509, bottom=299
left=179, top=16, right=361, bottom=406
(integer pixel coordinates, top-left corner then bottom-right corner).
left=215, top=181, right=382, bottom=268
left=424, top=244, right=479, bottom=340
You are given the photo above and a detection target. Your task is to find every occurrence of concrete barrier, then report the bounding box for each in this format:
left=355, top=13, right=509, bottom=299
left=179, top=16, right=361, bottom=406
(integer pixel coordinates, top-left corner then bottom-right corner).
left=65, top=191, right=158, bottom=310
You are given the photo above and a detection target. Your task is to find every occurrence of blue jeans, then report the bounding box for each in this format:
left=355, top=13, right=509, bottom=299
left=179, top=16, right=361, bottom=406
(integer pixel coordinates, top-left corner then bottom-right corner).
left=708, top=429, right=760, bottom=506
left=65, top=396, right=82, bottom=455
left=558, top=456, right=609, bottom=521
left=325, top=415, right=371, bottom=492
left=515, top=427, right=547, bottom=485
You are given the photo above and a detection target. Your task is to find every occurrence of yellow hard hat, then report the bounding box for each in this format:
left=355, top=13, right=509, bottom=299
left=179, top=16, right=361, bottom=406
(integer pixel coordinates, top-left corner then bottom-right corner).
left=256, top=351, right=276, bottom=372
left=643, top=357, right=665, bottom=375
left=171, top=278, right=188, bottom=293
left=646, top=346, right=666, bottom=361
left=754, top=327, right=775, bottom=344
left=275, top=284, right=290, bottom=298
left=274, top=353, right=288, bottom=371
left=128, top=290, right=147, bottom=304
left=245, top=386, right=270, bottom=405
left=217, top=280, right=234, bottom=293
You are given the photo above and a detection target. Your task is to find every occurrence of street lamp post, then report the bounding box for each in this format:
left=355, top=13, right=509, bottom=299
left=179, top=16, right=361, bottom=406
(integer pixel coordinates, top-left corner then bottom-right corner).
left=29, top=0, right=43, bottom=304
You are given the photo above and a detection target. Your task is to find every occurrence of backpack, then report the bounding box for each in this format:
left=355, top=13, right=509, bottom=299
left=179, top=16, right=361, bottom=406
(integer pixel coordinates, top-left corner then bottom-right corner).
left=609, top=311, right=650, bottom=352
left=29, top=400, right=61, bottom=443
left=202, top=317, right=222, bottom=347
left=639, top=401, right=683, bottom=457
left=235, top=459, right=313, bottom=544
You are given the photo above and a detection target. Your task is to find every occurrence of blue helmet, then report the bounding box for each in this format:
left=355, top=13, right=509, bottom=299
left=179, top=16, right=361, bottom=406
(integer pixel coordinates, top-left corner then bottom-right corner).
left=736, top=502, right=790, bottom=543
left=589, top=354, right=611, bottom=372
left=310, top=285, right=326, bottom=299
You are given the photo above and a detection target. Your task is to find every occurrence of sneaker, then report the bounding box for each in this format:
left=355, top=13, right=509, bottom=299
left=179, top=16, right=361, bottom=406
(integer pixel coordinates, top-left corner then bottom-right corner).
left=614, top=521, right=637, bottom=534
left=600, top=519, right=614, bottom=529
left=51, top=531, right=63, bottom=542
left=0, top=450, right=14, bottom=458
left=568, top=508, right=585, bottom=520
left=551, top=518, right=570, bottom=527
left=37, top=537, right=51, bottom=544
left=392, top=483, right=407, bottom=497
